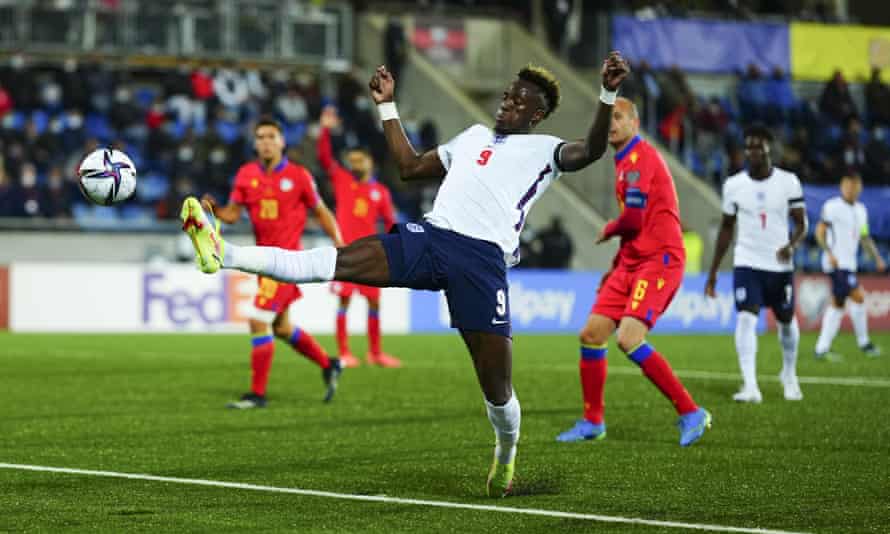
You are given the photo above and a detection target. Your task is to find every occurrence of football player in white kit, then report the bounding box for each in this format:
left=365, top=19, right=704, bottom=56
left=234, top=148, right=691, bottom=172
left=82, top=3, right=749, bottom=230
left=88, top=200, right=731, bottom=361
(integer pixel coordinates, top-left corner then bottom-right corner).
left=705, top=125, right=808, bottom=403
left=180, top=53, right=631, bottom=496
left=814, top=174, right=885, bottom=360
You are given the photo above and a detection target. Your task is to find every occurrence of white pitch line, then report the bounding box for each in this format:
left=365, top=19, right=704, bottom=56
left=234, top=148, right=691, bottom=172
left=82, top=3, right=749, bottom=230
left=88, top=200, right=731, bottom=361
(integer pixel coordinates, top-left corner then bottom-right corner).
left=0, top=463, right=806, bottom=534
left=604, top=366, right=890, bottom=388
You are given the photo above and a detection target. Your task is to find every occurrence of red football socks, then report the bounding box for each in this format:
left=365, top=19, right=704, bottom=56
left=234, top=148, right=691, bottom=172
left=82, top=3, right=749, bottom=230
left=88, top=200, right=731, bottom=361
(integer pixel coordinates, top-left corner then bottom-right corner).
left=290, top=327, right=331, bottom=369
left=629, top=343, right=697, bottom=415
left=579, top=344, right=608, bottom=424
left=250, top=335, right=275, bottom=396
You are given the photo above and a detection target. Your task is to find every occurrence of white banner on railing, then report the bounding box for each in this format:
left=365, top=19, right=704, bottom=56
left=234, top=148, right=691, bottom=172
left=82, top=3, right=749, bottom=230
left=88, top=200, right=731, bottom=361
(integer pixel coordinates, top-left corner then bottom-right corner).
left=10, top=263, right=410, bottom=334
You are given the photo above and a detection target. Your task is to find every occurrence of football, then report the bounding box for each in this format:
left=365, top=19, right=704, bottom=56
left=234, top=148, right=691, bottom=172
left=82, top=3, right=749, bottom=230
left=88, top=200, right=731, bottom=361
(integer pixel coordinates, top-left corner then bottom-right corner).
left=77, top=148, right=138, bottom=206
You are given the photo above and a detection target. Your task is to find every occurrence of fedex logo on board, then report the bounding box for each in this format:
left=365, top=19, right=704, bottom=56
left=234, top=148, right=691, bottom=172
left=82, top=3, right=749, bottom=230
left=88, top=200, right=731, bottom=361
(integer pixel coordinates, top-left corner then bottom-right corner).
left=142, top=270, right=254, bottom=327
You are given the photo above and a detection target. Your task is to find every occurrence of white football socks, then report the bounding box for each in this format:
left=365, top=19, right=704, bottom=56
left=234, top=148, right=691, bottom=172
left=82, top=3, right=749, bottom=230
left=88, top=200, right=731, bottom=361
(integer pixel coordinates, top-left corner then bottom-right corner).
left=735, top=311, right=759, bottom=390
left=848, top=301, right=870, bottom=347
left=777, top=317, right=800, bottom=378
left=224, top=243, right=338, bottom=283
left=485, top=392, right=520, bottom=465
left=815, top=305, right=844, bottom=354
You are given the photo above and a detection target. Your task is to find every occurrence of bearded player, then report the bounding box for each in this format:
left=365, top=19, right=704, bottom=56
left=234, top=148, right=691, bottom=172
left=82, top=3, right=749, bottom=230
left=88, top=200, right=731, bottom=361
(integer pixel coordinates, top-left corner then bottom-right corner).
left=198, top=118, right=345, bottom=408
left=182, top=53, right=629, bottom=496
left=318, top=105, right=399, bottom=368
left=557, top=97, right=711, bottom=446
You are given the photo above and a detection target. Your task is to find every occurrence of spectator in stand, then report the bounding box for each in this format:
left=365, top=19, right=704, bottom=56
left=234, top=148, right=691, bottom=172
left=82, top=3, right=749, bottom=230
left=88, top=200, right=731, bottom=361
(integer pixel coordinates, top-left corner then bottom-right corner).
left=0, top=160, right=23, bottom=216
left=657, top=66, right=694, bottom=148
left=544, top=0, right=574, bottom=54
left=276, top=84, right=308, bottom=124
left=819, top=70, right=858, bottom=124
left=146, top=97, right=166, bottom=130
left=836, top=116, right=866, bottom=177
left=1, top=54, right=36, bottom=112
left=19, top=162, right=43, bottom=217
left=384, top=19, right=407, bottom=95
left=866, top=67, right=890, bottom=127
left=42, top=165, right=78, bottom=218
left=865, top=126, right=890, bottom=184
left=214, top=66, right=249, bottom=112
left=0, top=82, right=12, bottom=117
left=764, top=67, right=797, bottom=125
left=737, top=64, right=767, bottom=123
left=60, top=58, right=89, bottom=113
left=536, top=215, right=574, bottom=269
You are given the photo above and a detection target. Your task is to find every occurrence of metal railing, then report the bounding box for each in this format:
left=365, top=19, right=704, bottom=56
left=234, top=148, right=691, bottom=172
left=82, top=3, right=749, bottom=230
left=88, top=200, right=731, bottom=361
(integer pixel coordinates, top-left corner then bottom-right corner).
left=0, top=0, right=352, bottom=66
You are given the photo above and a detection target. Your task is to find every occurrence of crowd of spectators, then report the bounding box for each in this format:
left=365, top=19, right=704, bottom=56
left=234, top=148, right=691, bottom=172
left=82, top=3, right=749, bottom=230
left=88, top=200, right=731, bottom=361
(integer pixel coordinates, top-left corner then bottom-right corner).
left=0, top=53, right=439, bottom=225
left=619, top=62, right=890, bottom=191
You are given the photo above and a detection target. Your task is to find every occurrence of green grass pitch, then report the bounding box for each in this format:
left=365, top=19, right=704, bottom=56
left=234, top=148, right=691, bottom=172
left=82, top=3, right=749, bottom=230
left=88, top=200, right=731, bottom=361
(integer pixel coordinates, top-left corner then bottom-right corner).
left=1, top=331, right=888, bottom=533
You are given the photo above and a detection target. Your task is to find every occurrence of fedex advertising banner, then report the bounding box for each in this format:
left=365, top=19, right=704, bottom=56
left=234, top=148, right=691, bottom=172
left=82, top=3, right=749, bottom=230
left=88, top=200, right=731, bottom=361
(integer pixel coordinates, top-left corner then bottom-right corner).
left=10, top=263, right=409, bottom=333
left=410, top=271, right=756, bottom=334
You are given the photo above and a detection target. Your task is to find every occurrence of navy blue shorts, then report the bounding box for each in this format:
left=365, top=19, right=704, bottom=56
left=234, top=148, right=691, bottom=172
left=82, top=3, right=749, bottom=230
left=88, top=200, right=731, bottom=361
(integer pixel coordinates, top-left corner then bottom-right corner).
left=829, top=270, right=859, bottom=302
left=379, top=222, right=511, bottom=337
left=733, top=267, right=795, bottom=319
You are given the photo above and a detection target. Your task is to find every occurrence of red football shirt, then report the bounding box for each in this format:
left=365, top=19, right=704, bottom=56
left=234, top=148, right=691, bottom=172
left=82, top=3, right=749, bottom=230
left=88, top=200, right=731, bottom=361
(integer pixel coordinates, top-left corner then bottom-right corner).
left=229, top=158, right=320, bottom=250
left=604, top=136, right=685, bottom=268
left=317, top=127, right=395, bottom=243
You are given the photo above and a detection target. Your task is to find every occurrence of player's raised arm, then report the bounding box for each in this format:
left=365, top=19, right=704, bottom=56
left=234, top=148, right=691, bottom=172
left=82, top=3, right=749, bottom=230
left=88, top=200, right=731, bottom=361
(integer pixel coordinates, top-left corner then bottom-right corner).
left=705, top=213, right=737, bottom=297
left=316, top=106, right=344, bottom=177
left=368, top=65, right=446, bottom=181
left=558, top=51, right=630, bottom=172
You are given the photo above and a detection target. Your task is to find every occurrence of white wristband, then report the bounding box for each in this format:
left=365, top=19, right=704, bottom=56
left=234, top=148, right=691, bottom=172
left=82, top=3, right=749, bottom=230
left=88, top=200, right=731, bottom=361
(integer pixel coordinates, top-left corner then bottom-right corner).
left=599, top=87, right=618, bottom=105
left=378, top=102, right=399, bottom=121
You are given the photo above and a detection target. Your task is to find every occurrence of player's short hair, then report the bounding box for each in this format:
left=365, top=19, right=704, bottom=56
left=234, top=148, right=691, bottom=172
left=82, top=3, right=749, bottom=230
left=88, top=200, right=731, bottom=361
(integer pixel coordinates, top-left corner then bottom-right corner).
left=254, top=116, right=283, bottom=134
left=743, top=123, right=774, bottom=144
left=841, top=173, right=862, bottom=182
left=517, top=64, right=560, bottom=118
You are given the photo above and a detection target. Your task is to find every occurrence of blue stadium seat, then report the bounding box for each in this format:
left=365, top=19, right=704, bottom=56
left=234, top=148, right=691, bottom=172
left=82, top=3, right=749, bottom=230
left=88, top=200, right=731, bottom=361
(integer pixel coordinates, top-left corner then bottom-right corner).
left=284, top=121, right=307, bottom=146
left=134, top=87, right=157, bottom=110
left=85, top=113, right=115, bottom=142
left=30, top=110, right=49, bottom=134
left=215, top=120, right=240, bottom=144
left=136, top=172, right=170, bottom=203
left=3, top=110, right=25, bottom=130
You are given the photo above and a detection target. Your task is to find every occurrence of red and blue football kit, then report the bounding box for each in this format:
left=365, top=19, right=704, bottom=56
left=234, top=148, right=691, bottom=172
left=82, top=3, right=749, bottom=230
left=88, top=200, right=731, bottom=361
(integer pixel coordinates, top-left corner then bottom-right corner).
left=229, top=158, right=320, bottom=313
left=318, top=126, right=395, bottom=300
left=568, top=136, right=700, bottom=433
left=592, top=135, right=686, bottom=327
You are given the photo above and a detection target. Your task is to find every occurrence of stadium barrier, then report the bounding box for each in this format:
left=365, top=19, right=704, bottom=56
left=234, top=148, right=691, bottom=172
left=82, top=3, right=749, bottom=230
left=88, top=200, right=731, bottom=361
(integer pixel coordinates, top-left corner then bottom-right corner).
left=8, top=264, right=887, bottom=334
left=768, top=273, right=890, bottom=332
left=7, top=263, right=410, bottom=334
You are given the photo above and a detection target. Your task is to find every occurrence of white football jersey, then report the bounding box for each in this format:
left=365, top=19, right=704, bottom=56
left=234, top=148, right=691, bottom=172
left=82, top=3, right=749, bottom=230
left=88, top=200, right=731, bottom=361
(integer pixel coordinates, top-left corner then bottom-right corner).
left=722, top=167, right=805, bottom=272
left=427, top=124, right=565, bottom=266
left=820, top=196, right=868, bottom=272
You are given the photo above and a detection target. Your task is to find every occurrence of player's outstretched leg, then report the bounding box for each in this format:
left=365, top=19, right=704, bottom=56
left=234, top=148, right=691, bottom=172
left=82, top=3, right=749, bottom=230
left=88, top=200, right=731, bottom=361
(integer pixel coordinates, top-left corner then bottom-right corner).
left=616, top=318, right=710, bottom=447
left=777, top=317, right=802, bottom=401
left=557, top=314, right=614, bottom=442
left=460, top=330, right=519, bottom=497
left=734, top=310, right=763, bottom=402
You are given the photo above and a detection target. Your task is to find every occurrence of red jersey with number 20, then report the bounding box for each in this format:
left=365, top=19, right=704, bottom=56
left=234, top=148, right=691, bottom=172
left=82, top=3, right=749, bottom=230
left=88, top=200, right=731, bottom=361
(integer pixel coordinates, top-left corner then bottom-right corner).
left=604, top=136, right=685, bottom=268
left=229, top=159, right=320, bottom=250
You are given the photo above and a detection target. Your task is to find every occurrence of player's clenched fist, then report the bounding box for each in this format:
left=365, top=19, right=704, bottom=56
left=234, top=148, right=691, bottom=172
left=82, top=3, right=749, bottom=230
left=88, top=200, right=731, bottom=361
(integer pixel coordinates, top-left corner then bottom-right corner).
left=601, top=51, right=630, bottom=91
left=369, top=65, right=396, bottom=104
